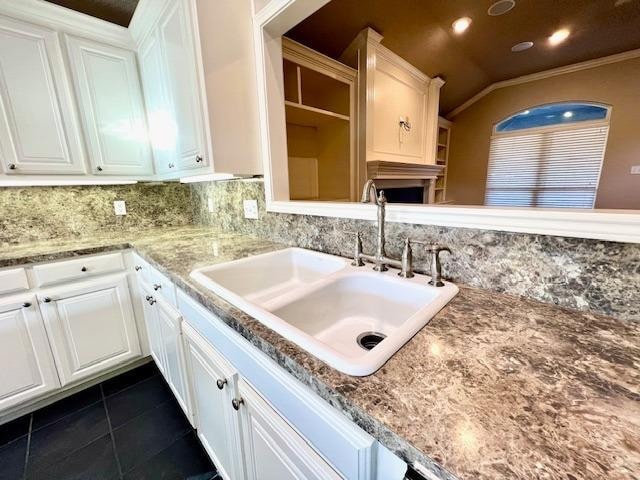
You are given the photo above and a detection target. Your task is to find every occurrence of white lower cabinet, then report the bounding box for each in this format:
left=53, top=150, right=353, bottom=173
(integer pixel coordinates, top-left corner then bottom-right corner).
left=0, top=295, right=60, bottom=411
left=183, top=323, right=244, bottom=480
left=38, top=273, right=141, bottom=386
left=237, top=378, right=343, bottom=480
left=139, top=285, right=192, bottom=422
left=155, top=296, right=191, bottom=419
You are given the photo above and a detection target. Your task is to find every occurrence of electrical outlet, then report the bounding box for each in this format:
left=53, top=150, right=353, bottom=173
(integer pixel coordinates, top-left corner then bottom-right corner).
left=113, top=200, right=127, bottom=216
left=243, top=199, right=259, bottom=219
left=631, top=165, right=640, bottom=175
left=207, top=196, right=215, bottom=213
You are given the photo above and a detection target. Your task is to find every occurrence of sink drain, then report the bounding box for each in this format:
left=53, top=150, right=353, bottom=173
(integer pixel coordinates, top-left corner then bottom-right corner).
left=357, top=332, right=387, bottom=351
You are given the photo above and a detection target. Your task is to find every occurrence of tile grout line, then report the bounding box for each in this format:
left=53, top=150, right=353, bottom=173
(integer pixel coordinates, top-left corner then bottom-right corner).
left=101, top=384, right=124, bottom=480
left=21, top=414, right=33, bottom=480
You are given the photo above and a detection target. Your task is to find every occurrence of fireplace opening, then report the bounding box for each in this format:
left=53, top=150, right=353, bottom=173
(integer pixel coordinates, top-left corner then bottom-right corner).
left=382, top=186, right=424, bottom=204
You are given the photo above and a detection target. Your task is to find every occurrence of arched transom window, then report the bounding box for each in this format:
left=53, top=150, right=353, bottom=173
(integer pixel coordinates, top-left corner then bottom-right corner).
left=485, top=102, right=610, bottom=208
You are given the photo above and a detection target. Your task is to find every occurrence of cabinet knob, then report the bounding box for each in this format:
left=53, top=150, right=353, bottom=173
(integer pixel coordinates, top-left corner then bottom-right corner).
left=22, top=302, right=31, bottom=308
left=8, top=163, right=16, bottom=170
left=96, top=166, right=103, bottom=172
left=231, top=398, right=244, bottom=411
left=216, top=378, right=227, bottom=390
left=81, top=266, right=87, bottom=272
left=168, top=163, right=175, bottom=169
left=153, top=284, right=161, bottom=291
left=135, top=265, right=142, bottom=271
left=43, top=297, right=52, bottom=303
left=148, top=297, right=156, bottom=305
left=195, top=155, right=203, bottom=163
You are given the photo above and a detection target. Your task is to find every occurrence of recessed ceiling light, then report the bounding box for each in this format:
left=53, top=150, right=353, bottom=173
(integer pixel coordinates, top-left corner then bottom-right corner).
left=563, top=111, right=573, bottom=118
left=511, top=41, right=534, bottom=52
left=452, top=17, right=472, bottom=34
left=488, top=0, right=516, bottom=16
left=521, top=110, right=531, bottom=115
left=549, top=29, right=570, bottom=46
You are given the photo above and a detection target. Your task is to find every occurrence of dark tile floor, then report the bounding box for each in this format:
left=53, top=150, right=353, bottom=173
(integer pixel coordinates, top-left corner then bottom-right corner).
left=0, top=362, right=218, bottom=480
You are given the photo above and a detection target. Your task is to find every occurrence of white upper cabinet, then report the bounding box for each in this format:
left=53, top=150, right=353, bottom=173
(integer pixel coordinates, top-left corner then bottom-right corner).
left=131, top=0, right=263, bottom=180
left=64, top=35, right=153, bottom=176
left=138, top=31, right=175, bottom=176
left=0, top=15, right=86, bottom=175
left=157, top=0, right=207, bottom=174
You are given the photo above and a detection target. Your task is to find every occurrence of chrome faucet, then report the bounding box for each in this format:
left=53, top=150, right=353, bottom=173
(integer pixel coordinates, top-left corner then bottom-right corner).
left=354, top=180, right=410, bottom=273
left=352, top=180, right=451, bottom=285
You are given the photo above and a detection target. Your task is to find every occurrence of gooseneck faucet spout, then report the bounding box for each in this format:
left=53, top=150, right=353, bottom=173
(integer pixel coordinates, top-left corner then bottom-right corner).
left=361, top=179, right=378, bottom=203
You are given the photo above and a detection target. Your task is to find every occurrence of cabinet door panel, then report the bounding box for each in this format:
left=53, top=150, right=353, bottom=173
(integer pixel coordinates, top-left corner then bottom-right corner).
left=65, top=36, right=153, bottom=175
left=183, top=323, right=242, bottom=480
left=140, top=283, right=165, bottom=373
left=138, top=32, right=175, bottom=175
left=239, top=379, right=342, bottom=480
left=158, top=0, right=207, bottom=171
left=155, top=297, right=191, bottom=420
left=0, top=296, right=60, bottom=411
left=40, top=274, right=141, bottom=385
left=0, top=16, right=85, bottom=174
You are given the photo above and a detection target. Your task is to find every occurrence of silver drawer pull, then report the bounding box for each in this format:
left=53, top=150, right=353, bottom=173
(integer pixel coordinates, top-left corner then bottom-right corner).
left=22, top=302, right=31, bottom=308
left=153, top=284, right=161, bottom=291
left=231, top=398, right=244, bottom=411
left=216, top=378, right=227, bottom=390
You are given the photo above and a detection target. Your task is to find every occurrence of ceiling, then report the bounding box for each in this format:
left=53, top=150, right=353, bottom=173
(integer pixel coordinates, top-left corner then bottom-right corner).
left=44, top=0, right=138, bottom=27
left=285, top=0, right=640, bottom=115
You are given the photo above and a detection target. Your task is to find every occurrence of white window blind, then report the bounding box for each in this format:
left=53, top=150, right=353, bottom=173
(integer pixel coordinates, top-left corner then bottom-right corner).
left=485, top=124, right=609, bottom=208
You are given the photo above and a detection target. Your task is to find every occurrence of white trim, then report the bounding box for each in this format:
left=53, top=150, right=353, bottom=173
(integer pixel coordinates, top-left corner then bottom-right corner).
left=268, top=200, right=640, bottom=243
left=252, top=0, right=640, bottom=244
left=448, top=48, right=640, bottom=118
left=0, top=0, right=133, bottom=49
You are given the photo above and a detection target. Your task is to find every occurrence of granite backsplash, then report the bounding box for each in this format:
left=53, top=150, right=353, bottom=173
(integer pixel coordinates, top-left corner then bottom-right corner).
left=0, top=183, right=193, bottom=246
left=190, top=178, right=640, bottom=323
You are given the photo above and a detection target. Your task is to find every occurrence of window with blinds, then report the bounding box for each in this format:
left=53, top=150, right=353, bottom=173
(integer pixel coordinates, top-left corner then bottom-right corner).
left=485, top=104, right=610, bottom=208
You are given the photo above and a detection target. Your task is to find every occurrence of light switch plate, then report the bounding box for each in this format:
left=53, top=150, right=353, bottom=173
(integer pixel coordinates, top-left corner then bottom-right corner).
left=113, top=200, right=127, bottom=216
left=243, top=199, right=259, bottom=219
left=631, top=165, right=640, bottom=174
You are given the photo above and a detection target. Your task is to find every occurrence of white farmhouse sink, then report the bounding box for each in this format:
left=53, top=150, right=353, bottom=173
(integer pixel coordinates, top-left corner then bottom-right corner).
left=190, top=248, right=458, bottom=376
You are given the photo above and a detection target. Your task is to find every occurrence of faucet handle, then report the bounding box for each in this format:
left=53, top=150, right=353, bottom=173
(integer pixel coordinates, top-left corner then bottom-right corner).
left=346, top=230, right=365, bottom=267
left=398, top=238, right=414, bottom=278
left=427, top=244, right=451, bottom=287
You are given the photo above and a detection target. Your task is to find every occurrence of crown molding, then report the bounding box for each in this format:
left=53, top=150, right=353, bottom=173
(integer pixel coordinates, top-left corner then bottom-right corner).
left=0, top=0, right=132, bottom=48
left=448, top=48, right=640, bottom=118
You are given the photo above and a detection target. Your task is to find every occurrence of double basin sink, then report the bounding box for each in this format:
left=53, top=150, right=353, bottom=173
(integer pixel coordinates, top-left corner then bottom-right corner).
left=190, top=248, right=458, bottom=376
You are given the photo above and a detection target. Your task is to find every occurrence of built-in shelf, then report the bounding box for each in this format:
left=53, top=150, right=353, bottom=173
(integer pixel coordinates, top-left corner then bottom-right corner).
left=435, top=118, right=451, bottom=204
left=285, top=101, right=350, bottom=127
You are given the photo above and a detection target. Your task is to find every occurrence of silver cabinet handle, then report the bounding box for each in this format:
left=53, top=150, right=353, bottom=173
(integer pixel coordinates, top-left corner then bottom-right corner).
left=81, top=266, right=87, bottom=272
left=231, top=398, right=244, bottom=411
left=8, top=163, right=16, bottom=170
left=168, top=163, right=175, bottom=169
left=195, top=155, right=203, bottom=163
left=43, top=297, right=52, bottom=303
left=97, top=166, right=103, bottom=172
left=153, top=284, right=161, bottom=291
left=146, top=296, right=156, bottom=305
left=135, top=265, right=142, bottom=271
left=216, top=378, right=227, bottom=390
left=22, top=302, right=31, bottom=308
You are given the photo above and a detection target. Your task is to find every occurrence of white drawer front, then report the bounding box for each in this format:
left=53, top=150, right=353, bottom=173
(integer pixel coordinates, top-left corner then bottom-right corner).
left=132, top=253, right=176, bottom=306
left=33, top=252, right=125, bottom=287
left=0, top=268, right=29, bottom=295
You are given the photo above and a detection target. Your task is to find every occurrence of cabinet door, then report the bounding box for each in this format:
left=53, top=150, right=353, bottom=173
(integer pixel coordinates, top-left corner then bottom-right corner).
left=238, top=378, right=342, bottom=480
left=39, top=274, right=141, bottom=386
left=0, top=16, right=85, bottom=175
left=138, top=31, right=175, bottom=176
left=155, top=297, right=191, bottom=420
left=139, top=283, right=165, bottom=374
left=65, top=35, right=153, bottom=176
left=183, top=323, right=243, bottom=480
left=157, top=0, right=208, bottom=172
left=0, top=295, right=60, bottom=411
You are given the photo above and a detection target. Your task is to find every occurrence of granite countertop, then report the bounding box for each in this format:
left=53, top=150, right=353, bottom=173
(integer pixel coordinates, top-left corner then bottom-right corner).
left=2, top=226, right=639, bottom=480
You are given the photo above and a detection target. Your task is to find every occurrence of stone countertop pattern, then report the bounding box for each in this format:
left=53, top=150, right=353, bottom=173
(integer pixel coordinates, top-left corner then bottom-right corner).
left=2, top=226, right=638, bottom=480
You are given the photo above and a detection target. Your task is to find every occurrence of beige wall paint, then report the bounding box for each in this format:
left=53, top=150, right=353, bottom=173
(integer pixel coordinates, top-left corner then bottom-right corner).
left=446, top=56, right=640, bottom=209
